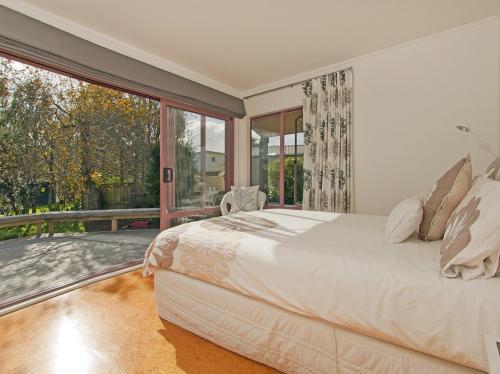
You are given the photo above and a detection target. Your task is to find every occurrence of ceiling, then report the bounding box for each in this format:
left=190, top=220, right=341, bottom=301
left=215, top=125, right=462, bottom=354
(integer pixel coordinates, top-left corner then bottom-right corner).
left=2, top=0, right=500, bottom=97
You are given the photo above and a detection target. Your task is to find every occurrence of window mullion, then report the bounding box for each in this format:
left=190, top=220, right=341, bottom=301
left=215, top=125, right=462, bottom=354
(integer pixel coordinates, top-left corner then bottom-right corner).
left=279, top=111, right=285, bottom=207
left=200, top=115, right=206, bottom=208
left=294, top=116, right=298, bottom=206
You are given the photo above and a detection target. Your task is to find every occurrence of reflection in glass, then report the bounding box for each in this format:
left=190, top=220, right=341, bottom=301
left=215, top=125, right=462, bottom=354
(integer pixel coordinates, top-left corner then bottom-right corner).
left=168, top=108, right=226, bottom=211
left=284, top=110, right=304, bottom=205
left=251, top=115, right=281, bottom=204
left=170, top=108, right=201, bottom=210
left=205, top=117, right=226, bottom=206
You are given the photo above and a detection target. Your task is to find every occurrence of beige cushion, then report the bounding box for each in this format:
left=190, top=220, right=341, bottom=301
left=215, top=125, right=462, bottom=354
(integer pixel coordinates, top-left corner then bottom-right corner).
left=440, top=175, right=500, bottom=280
left=419, top=155, right=472, bottom=241
left=486, top=157, right=500, bottom=181
left=384, top=197, right=423, bottom=244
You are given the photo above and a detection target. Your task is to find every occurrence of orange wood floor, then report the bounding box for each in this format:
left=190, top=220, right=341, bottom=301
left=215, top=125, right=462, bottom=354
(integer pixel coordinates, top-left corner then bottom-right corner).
left=0, top=270, right=278, bottom=374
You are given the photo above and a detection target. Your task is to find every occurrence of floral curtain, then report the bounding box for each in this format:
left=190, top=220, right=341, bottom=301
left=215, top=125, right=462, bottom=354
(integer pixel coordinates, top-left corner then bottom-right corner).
left=302, top=67, right=353, bottom=212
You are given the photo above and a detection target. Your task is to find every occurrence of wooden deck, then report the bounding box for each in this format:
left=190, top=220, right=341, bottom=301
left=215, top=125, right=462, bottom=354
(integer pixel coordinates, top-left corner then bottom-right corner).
left=0, top=229, right=159, bottom=308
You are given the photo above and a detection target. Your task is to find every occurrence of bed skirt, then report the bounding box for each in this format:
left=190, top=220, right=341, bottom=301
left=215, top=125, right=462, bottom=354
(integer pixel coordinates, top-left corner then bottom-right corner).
left=154, top=270, right=483, bottom=374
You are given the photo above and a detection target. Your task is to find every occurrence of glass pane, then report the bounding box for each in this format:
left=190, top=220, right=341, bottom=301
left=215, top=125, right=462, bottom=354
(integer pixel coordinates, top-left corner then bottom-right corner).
left=170, top=108, right=201, bottom=210
left=251, top=115, right=280, bottom=204
left=284, top=110, right=304, bottom=205
left=205, top=117, right=226, bottom=206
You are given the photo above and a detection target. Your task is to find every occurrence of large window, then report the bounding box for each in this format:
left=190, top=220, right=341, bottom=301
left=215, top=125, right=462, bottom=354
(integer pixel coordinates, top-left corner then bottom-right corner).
left=0, top=55, right=160, bottom=308
left=251, top=108, right=303, bottom=207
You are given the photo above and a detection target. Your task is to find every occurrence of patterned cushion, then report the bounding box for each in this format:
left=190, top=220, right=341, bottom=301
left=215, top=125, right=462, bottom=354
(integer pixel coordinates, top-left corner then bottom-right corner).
left=230, top=186, right=259, bottom=212
left=384, top=197, right=423, bottom=244
left=419, top=155, right=472, bottom=241
left=440, top=175, right=500, bottom=280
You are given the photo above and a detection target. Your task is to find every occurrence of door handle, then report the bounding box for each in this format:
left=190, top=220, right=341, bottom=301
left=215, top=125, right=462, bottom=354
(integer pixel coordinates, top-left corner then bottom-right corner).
left=163, top=168, right=173, bottom=183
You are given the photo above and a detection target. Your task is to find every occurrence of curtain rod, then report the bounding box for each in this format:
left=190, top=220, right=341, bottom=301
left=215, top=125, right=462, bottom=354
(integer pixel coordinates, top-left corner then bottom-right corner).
left=243, top=66, right=352, bottom=100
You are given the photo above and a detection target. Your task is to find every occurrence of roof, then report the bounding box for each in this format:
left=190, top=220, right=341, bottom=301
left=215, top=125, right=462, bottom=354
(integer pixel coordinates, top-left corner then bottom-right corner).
left=253, top=145, right=304, bottom=157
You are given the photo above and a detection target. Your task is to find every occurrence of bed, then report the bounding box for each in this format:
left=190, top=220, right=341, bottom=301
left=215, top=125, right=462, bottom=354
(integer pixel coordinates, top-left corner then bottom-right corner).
left=143, top=209, right=500, bottom=373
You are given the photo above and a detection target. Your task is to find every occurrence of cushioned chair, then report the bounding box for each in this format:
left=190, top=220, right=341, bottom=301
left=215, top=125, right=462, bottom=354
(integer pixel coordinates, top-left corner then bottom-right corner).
left=220, top=190, right=267, bottom=216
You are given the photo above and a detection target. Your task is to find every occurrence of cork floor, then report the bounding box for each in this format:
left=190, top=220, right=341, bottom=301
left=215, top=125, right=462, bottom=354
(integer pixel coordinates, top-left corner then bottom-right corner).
left=0, top=270, right=278, bottom=374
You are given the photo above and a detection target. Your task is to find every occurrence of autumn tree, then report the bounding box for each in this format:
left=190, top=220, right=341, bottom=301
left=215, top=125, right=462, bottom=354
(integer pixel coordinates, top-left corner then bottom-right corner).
left=0, top=57, right=161, bottom=215
left=0, top=63, right=57, bottom=214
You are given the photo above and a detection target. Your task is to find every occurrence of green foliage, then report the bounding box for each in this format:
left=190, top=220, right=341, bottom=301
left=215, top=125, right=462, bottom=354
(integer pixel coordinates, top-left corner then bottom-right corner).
left=267, top=158, right=280, bottom=202
left=143, top=143, right=160, bottom=208
left=285, top=155, right=303, bottom=205
left=0, top=221, right=85, bottom=241
left=267, top=156, right=304, bottom=205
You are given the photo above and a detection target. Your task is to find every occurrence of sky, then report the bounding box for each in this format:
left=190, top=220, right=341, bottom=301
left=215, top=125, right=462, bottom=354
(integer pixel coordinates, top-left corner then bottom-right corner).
left=183, top=113, right=226, bottom=153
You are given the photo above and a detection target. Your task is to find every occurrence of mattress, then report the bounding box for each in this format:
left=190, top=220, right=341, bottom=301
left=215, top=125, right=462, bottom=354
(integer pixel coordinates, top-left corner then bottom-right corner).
left=155, top=269, right=483, bottom=374
left=144, top=209, right=500, bottom=370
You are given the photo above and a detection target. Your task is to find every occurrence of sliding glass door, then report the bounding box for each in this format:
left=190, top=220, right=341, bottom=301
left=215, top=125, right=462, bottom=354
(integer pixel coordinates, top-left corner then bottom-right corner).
left=160, top=100, right=233, bottom=229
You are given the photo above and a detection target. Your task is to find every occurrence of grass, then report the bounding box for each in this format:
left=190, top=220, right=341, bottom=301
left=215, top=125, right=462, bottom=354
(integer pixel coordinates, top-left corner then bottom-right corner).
left=0, top=221, right=85, bottom=241
left=0, top=204, right=85, bottom=241
left=0, top=205, right=85, bottom=241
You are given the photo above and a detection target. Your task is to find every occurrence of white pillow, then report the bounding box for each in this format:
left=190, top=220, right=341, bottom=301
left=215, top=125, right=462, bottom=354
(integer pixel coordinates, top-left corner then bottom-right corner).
left=230, top=186, right=259, bottom=212
left=384, top=197, right=423, bottom=244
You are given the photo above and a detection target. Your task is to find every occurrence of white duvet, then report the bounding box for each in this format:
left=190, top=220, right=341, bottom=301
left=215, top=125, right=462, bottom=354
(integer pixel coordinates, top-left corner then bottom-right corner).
left=143, top=209, right=500, bottom=371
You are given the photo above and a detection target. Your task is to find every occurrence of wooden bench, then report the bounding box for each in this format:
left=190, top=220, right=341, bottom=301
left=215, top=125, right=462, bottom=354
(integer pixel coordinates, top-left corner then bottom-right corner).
left=0, top=208, right=161, bottom=235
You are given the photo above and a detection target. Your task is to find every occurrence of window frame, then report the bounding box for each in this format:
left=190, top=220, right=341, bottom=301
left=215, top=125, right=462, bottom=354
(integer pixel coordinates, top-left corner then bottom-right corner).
left=160, top=98, right=234, bottom=229
left=249, top=106, right=303, bottom=209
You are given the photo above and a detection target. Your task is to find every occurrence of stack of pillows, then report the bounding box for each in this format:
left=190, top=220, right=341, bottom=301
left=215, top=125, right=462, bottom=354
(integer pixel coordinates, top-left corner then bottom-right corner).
left=384, top=155, right=500, bottom=280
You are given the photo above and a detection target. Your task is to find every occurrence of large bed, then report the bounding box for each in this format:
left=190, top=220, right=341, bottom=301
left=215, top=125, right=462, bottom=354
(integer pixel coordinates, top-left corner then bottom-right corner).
left=143, top=209, right=500, bottom=373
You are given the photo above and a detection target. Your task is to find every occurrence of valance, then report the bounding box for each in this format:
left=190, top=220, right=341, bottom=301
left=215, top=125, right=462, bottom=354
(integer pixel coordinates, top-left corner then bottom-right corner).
left=0, top=5, right=246, bottom=118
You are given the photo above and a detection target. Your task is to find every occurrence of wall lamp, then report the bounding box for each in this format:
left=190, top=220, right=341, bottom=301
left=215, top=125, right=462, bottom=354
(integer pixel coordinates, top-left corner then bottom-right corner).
left=456, top=124, right=498, bottom=159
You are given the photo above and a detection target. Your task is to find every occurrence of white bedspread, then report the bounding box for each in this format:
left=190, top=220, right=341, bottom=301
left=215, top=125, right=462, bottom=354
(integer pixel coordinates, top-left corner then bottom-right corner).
left=143, top=209, right=500, bottom=371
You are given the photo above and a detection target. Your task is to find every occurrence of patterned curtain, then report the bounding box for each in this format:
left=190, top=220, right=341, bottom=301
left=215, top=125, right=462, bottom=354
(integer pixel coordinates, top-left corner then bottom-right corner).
left=302, top=67, right=353, bottom=212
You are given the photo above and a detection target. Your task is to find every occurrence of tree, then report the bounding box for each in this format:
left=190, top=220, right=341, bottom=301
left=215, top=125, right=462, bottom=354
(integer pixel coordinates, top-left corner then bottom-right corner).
left=143, top=143, right=160, bottom=208
left=0, top=64, right=56, bottom=214
left=0, top=56, right=161, bottom=216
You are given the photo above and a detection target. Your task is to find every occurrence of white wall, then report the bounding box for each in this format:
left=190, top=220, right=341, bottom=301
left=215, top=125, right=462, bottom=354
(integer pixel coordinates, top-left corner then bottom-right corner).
left=234, top=117, right=249, bottom=186
left=235, top=17, right=500, bottom=215
left=497, top=16, right=500, bottom=153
